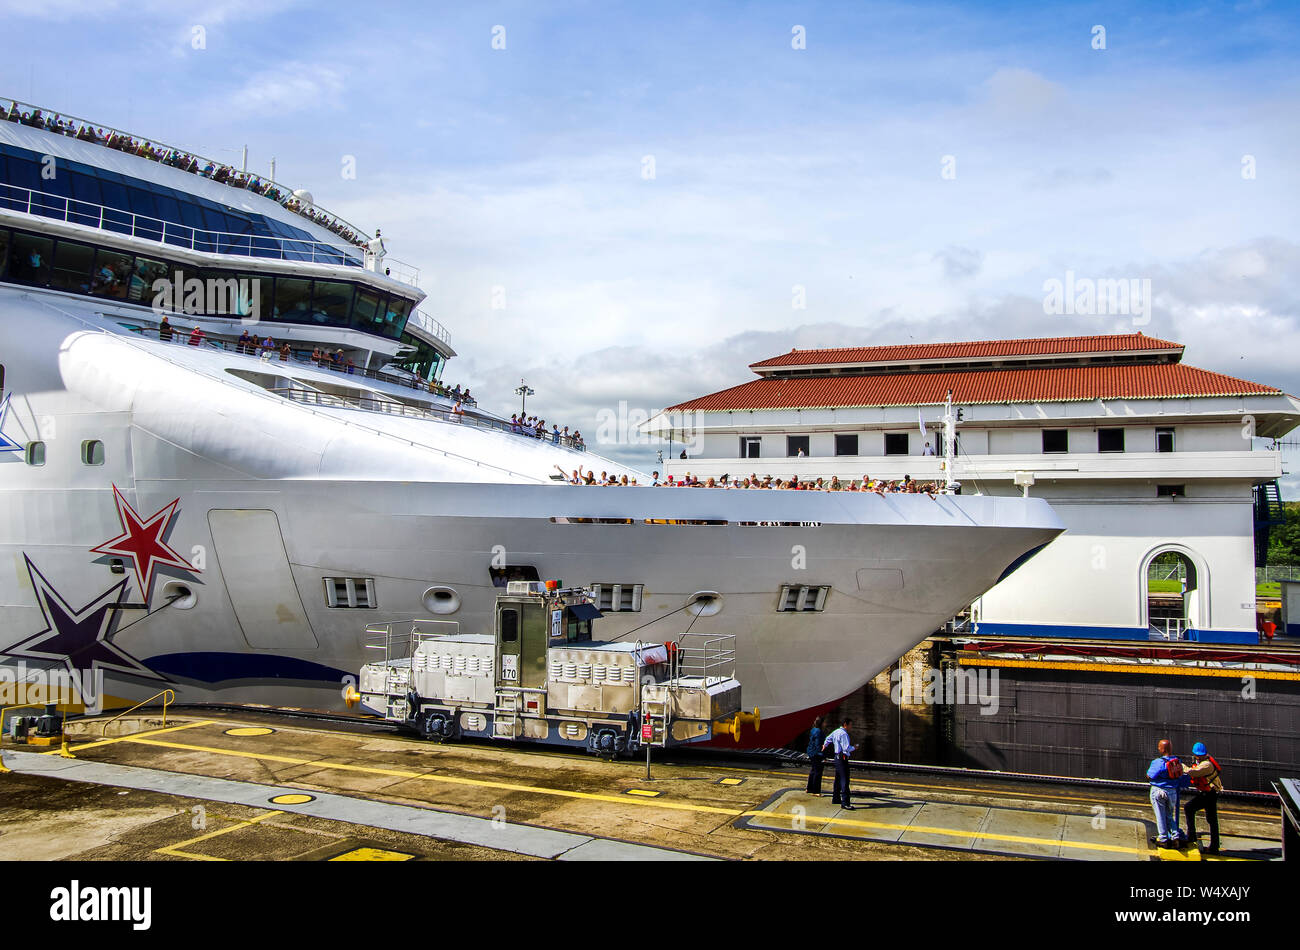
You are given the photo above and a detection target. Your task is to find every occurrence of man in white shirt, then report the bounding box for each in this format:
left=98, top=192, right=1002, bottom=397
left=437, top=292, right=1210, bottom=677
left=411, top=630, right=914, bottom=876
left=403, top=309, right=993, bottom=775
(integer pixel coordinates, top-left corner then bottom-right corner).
left=822, top=718, right=857, bottom=809
left=923, top=442, right=935, bottom=456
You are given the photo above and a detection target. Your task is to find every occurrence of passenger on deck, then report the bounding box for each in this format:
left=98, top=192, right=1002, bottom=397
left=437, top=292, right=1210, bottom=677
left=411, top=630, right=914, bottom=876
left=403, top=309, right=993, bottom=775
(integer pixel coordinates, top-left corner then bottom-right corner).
left=158, top=316, right=173, bottom=342
left=187, top=325, right=205, bottom=346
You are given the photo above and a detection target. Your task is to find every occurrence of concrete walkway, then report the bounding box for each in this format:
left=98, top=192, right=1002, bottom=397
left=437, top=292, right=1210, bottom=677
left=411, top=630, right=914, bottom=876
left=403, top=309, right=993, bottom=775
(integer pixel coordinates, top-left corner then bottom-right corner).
left=2, top=750, right=713, bottom=861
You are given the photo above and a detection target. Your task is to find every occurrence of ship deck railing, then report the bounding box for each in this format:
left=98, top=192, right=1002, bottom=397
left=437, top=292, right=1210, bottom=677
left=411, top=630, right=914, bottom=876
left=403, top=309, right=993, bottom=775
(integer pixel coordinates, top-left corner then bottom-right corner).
left=0, top=95, right=394, bottom=266
left=123, top=324, right=468, bottom=403
left=0, top=179, right=421, bottom=287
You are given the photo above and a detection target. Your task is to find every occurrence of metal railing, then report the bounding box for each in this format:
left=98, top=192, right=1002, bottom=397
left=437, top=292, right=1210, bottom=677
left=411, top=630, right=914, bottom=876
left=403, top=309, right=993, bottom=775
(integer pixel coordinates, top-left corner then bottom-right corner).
left=126, top=325, right=463, bottom=399
left=269, top=386, right=590, bottom=451
left=1147, top=618, right=1188, bottom=641
left=668, top=633, right=737, bottom=684
left=95, top=689, right=175, bottom=737
left=364, top=620, right=460, bottom=665
left=1257, top=565, right=1300, bottom=585
left=2, top=95, right=373, bottom=247
left=1, top=179, right=365, bottom=266
left=409, top=307, right=453, bottom=345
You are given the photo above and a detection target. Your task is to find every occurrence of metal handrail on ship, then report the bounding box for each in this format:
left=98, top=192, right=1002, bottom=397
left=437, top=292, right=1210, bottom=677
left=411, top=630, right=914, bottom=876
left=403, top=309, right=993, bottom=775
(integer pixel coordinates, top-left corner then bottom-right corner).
left=1, top=95, right=373, bottom=248
left=0, top=179, right=421, bottom=288
left=669, top=633, right=737, bottom=685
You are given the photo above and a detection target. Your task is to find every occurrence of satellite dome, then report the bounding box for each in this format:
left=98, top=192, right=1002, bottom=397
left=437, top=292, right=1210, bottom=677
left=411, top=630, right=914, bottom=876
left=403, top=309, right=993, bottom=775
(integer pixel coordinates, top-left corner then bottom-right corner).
left=292, top=189, right=314, bottom=206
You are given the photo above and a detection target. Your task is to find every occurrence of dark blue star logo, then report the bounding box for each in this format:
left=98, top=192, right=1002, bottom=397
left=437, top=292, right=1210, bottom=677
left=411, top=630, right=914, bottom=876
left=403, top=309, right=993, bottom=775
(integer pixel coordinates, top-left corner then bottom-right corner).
left=0, top=394, right=22, bottom=453
left=3, top=555, right=163, bottom=680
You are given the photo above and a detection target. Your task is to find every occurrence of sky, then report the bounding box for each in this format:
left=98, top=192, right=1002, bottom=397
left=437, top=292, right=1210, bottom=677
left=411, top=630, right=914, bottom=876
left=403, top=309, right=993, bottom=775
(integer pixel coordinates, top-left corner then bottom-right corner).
left=3, top=0, right=1299, bottom=479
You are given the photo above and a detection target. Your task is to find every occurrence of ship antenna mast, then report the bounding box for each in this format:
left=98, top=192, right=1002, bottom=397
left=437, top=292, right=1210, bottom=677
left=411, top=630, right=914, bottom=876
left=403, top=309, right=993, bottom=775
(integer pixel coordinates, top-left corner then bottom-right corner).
left=943, top=388, right=959, bottom=491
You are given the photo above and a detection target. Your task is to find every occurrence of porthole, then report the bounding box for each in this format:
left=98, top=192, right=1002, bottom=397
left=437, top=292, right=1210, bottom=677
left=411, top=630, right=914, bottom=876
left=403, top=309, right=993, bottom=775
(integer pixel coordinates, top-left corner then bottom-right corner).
left=686, top=591, right=723, bottom=617
left=162, top=581, right=196, bottom=610
left=25, top=441, right=45, bottom=466
left=81, top=439, right=104, bottom=465
left=422, top=586, right=461, bottom=615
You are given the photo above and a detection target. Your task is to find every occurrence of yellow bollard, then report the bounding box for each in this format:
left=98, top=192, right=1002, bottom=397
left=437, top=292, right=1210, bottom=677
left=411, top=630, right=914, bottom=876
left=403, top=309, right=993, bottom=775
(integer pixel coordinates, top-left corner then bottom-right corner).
left=343, top=685, right=361, bottom=708
left=58, top=736, right=76, bottom=759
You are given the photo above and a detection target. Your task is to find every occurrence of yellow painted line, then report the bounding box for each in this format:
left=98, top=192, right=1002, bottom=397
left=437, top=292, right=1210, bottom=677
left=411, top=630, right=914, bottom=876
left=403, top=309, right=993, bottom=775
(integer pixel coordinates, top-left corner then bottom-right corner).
left=46, top=719, right=214, bottom=754
left=118, top=735, right=748, bottom=816
left=959, top=656, right=1300, bottom=680
left=330, top=847, right=414, bottom=862
left=155, top=809, right=283, bottom=861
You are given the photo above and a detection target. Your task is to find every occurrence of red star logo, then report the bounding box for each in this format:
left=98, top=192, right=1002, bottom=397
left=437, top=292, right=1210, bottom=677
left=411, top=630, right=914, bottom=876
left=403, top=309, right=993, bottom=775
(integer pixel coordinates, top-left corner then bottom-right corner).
left=90, top=485, right=198, bottom=599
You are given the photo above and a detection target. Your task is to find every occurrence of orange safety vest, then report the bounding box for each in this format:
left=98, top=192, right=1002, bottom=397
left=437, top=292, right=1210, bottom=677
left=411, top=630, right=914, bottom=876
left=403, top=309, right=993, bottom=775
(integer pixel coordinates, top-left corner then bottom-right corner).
left=1190, top=754, right=1221, bottom=792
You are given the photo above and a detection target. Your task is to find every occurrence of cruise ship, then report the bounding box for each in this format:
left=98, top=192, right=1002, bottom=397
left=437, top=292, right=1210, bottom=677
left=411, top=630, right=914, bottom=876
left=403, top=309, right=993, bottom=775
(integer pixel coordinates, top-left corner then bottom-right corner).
left=0, top=98, right=1063, bottom=745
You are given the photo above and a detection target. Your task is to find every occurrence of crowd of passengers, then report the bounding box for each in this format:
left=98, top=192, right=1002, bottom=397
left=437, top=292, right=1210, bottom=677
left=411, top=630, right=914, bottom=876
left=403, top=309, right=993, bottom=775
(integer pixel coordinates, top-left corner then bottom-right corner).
left=515, top=414, right=586, bottom=450
left=559, top=469, right=944, bottom=493
left=3, top=103, right=368, bottom=250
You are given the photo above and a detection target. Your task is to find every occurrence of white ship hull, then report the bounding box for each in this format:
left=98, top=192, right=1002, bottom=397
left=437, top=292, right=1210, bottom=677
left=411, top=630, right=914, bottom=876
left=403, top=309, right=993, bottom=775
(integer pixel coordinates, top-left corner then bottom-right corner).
left=0, top=290, right=1063, bottom=745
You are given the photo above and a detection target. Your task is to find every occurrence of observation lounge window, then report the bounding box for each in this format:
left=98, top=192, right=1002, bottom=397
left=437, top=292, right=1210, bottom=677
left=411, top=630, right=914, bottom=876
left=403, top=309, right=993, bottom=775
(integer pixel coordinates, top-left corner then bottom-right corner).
left=90, top=248, right=133, bottom=299
left=51, top=240, right=95, bottom=293
left=10, top=232, right=53, bottom=286
left=128, top=256, right=169, bottom=303
left=274, top=277, right=312, bottom=322
left=236, top=272, right=272, bottom=322
left=380, top=297, right=411, bottom=339
left=311, top=280, right=354, bottom=327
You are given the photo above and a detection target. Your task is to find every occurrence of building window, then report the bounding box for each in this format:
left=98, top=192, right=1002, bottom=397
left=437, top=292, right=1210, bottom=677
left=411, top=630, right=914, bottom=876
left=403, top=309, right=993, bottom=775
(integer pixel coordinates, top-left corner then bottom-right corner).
left=1156, top=427, right=1175, bottom=453
left=1157, top=484, right=1185, bottom=498
left=81, top=440, right=105, bottom=465
left=834, top=434, right=859, bottom=457
left=589, top=583, right=644, bottom=612
left=25, top=441, right=45, bottom=466
left=787, top=435, right=810, bottom=457
left=1098, top=428, right=1125, bottom=453
left=884, top=433, right=909, bottom=456
left=740, top=436, right=761, bottom=459
left=777, top=584, right=830, bottom=612
left=323, top=576, right=376, bottom=608
left=1042, top=429, right=1068, bottom=454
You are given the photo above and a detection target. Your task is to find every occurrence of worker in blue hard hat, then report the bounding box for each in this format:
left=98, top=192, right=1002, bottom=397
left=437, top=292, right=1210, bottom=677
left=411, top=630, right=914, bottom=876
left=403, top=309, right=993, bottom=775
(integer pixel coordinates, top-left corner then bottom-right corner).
left=1182, top=741, right=1223, bottom=854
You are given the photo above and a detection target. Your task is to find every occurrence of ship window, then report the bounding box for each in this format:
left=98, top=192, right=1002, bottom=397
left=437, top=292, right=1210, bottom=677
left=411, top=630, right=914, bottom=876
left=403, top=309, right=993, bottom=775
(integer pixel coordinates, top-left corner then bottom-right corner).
left=352, top=288, right=381, bottom=328
left=311, top=280, right=354, bottom=327
left=490, top=565, right=540, bottom=588
left=589, top=583, right=643, bottom=612
left=25, top=441, right=45, bottom=466
left=274, top=277, right=312, bottom=322
left=50, top=240, right=95, bottom=294
left=1156, top=427, right=1175, bottom=453
left=1098, top=428, right=1125, bottom=453
left=1042, top=429, right=1068, bottom=454
left=884, top=433, right=909, bottom=456
left=777, top=584, right=830, bottom=612
left=835, top=434, right=859, bottom=457
left=90, top=248, right=133, bottom=299
left=787, top=435, right=810, bottom=457
left=740, top=436, right=761, bottom=459
left=500, top=608, right=519, bottom=643
left=235, top=272, right=272, bottom=322
left=81, top=440, right=105, bottom=466
left=128, top=256, right=169, bottom=303
left=9, top=232, right=53, bottom=286
left=322, top=576, right=376, bottom=608
left=0, top=228, right=9, bottom=278
left=380, top=296, right=411, bottom=339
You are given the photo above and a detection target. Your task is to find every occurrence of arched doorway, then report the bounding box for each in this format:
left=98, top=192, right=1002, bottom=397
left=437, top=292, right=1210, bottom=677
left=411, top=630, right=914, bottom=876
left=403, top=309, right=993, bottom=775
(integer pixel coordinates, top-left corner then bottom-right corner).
left=1143, top=548, right=1201, bottom=639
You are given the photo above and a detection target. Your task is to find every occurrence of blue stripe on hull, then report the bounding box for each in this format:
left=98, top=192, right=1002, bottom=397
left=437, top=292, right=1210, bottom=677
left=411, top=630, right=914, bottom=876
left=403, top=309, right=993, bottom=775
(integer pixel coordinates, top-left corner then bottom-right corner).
left=973, top=622, right=1260, bottom=645
left=146, top=652, right=349, bottom=685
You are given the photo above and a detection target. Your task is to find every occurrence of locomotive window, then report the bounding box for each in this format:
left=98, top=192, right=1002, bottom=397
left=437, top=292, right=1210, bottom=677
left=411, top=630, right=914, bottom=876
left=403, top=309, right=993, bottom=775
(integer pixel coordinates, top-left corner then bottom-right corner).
left=489, top=565, right=540, bottom=588
left=500, top=608, right=519, bottom=643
